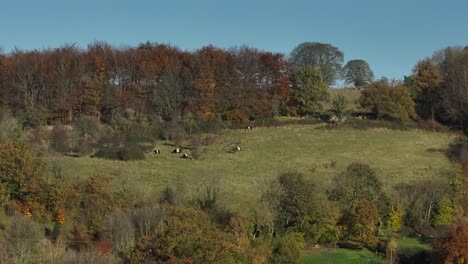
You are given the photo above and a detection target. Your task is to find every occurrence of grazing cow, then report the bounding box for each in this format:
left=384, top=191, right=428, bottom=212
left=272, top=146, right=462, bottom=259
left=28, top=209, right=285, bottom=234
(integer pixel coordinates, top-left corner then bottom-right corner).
left=246, top=126, right=253, bottom=130
left=172, top=148, right=180, bottom=153
left=235, top=146, right=241, bottom=152
left=153, top=149, right=161, bottom=154
left=180, top=153, right=189, bottom=159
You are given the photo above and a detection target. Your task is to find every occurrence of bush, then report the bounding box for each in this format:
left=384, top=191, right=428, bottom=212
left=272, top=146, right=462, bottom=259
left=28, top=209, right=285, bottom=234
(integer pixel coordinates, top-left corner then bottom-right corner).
left=0, top=112, right=20, bottom=143
left=94, top=147, right=120, bottom=160
left=223, top=109, right=249, bottom=126
left=17, top=109, right=49, bottom=129
left=94, top=144, right=145, bottom=161
left=118, top=144, right=145, bottom=161
left=73, top=138, right=94, bottom=156
left=27, top=126, right=50, bottom=153
left=74, top=116, right=102, bottom=141
left=416, top=118, right=450, bottom=132
left=50, top=125, right=71, bottom=153
left=330, top=93, right=348, bottom=118
left=6, top=214, right=42, bottom=264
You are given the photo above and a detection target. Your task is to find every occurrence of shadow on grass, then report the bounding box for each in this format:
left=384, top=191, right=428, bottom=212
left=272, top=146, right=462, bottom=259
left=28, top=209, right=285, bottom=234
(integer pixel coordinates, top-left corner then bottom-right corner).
left=426, top=139, right=468, bottom=163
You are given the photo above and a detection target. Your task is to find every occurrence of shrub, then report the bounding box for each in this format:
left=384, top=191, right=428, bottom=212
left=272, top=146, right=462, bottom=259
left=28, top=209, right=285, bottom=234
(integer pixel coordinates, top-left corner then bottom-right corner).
left=6, top=214, right=42, bottom=264
left=106, top=210, right=135, bottom=253
left=17, top=109, right=49, bottom=129
left=416, top=118, right=450, bottom=132
left=94, top=147, right=120, bottom=160
left=0, top=112, right=20, bottom=143
left=223, top=109, right=248, bottom=126
left=50, top=125, right=71, bottom=153
left=74, top=116, right=102, bottom=141
left=118, top=144, right=145, bottom=161
left=330, top=93, right=348, bottom=118
left=73, top=138, right=94, bottom=157
left=94, top=144, right=145, bottom=161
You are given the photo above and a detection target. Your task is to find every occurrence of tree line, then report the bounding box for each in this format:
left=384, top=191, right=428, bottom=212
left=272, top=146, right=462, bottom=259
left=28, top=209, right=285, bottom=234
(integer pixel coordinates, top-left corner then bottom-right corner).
left=1, top=41, right=466, bottom=133
left=0, top=41, right=378, bottom=127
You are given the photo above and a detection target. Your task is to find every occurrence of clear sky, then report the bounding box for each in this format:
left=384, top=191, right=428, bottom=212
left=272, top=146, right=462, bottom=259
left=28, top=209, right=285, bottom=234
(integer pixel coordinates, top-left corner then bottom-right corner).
left=1, top=0, right=467, bottom=82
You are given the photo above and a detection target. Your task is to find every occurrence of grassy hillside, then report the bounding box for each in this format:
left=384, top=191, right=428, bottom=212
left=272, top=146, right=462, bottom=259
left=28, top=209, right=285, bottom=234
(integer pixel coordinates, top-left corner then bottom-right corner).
left=45, top=123, right=457, bottom=211
left=301, top=248, right=384, bottom=264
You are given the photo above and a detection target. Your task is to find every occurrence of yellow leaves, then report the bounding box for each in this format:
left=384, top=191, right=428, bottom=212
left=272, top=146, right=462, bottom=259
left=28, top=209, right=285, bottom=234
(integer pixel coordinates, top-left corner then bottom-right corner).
left=387, top=207, right=404, bottom=233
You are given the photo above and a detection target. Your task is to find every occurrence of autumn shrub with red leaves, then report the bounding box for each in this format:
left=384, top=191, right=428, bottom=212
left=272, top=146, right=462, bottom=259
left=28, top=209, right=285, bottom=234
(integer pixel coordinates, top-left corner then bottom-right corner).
left=433, top=220, right=468, bottom=264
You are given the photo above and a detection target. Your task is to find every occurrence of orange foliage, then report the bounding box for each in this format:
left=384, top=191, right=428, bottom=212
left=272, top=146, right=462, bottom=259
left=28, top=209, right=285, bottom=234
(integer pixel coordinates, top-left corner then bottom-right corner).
left=434, top=220, right=468, bottom=264
left=55, top=208, right=66, bottom=224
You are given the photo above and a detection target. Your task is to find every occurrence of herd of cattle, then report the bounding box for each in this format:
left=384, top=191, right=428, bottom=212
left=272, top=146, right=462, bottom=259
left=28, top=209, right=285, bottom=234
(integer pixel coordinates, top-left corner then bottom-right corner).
left=151, top=126, right=252, bottom=159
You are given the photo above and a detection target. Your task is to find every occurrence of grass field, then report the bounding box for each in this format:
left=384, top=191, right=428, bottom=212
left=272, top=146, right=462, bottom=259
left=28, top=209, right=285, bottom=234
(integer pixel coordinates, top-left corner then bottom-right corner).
left=45, top=123, right=457, bottom=211
left=301, top=248, right=384, bottom=264
left=300, top=237, right=432, bottom=264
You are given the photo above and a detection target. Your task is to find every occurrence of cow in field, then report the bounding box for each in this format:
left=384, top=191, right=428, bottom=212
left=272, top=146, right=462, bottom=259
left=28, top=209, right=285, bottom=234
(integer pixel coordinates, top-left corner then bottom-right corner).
left=172, top=148, right=180, bottom=153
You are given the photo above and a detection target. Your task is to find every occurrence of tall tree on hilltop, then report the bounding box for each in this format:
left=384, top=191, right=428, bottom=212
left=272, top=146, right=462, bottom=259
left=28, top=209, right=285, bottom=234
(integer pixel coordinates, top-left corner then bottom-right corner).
left=344, top=59, right=374, bottom=88
left=289, top=42, right=344, bottom=85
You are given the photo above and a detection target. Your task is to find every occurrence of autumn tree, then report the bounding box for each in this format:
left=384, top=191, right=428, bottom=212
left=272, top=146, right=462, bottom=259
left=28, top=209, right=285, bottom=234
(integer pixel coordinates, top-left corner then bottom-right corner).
left=433, top=220, right=468, bottom=264
left=291, top=66, right=329, bottom=116
left=344, top=59, right=374, bottom=88
left=342, top=200, right=380, bottom=245
left=412, top=59, right=444, bottom=125
left=81, top=56, right=105, bottom=119
left=359, top=79, right=416, bottom=121
left=0, top=141, right=43, bottom=202
left=290, top=42, right=344, bottom=85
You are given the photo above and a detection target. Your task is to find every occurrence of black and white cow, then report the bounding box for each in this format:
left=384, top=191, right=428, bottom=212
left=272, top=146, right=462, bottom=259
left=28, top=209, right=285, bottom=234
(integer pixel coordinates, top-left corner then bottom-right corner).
left=180, top=153, right=189, bottom=159
left=153, top=149, right=161, bottom=154
left=172, top=148, right=180, bottom=153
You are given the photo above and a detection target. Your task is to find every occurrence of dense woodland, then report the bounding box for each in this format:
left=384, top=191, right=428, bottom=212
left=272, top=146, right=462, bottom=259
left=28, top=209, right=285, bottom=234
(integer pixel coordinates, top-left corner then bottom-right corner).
left=0, top=41, right=467, bottom=263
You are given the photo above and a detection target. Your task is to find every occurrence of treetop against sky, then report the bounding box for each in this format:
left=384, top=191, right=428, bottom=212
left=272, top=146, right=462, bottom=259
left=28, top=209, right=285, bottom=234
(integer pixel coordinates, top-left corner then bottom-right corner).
left=1, top=0, right=467, bottom=80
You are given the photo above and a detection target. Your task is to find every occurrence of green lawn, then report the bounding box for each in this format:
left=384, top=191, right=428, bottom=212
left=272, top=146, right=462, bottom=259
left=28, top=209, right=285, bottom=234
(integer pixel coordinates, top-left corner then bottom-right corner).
left=301, top=248, right=384, bottom=264
left=45, top=124, right=457, bottom=211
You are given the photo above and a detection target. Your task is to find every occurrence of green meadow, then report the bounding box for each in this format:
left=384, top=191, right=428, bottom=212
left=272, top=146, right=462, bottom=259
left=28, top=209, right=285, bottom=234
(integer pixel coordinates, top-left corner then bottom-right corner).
left=46, top=124, right=457, bottom=211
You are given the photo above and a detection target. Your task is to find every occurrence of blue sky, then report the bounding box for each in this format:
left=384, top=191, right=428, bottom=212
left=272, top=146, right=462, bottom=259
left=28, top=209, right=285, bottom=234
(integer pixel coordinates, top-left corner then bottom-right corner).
left=1, top=0, right=467, bottom=82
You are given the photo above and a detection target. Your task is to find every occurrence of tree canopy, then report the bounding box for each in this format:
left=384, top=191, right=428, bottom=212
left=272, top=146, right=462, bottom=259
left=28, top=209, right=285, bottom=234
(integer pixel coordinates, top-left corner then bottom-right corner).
left=290, top=66, right=329, bottom=116
left=289, top=42, right=344, bottom=85
left=344, top=59, right=374, bottom=88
